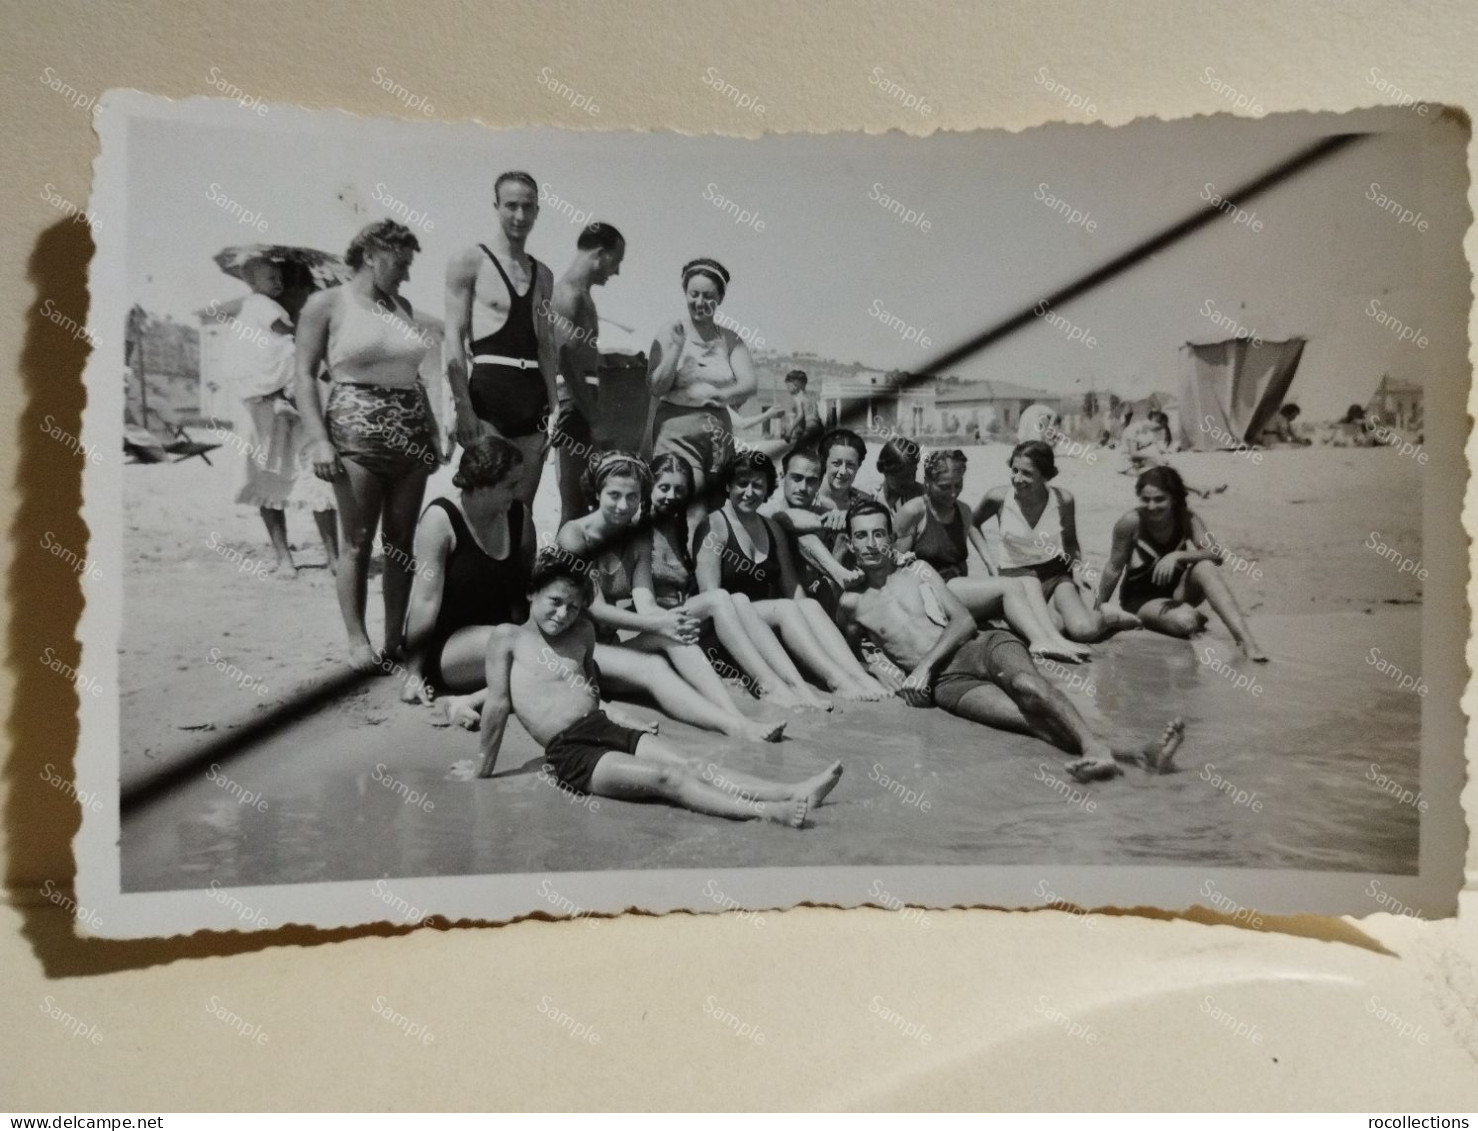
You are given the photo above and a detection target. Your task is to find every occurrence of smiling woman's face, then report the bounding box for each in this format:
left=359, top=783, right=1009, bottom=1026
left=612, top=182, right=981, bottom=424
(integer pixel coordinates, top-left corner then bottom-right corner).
left=685, top=275, right=723, bottom=323
left=823, top=444, right=861, bottom=492
left=728, top=469, right=769, bottom=513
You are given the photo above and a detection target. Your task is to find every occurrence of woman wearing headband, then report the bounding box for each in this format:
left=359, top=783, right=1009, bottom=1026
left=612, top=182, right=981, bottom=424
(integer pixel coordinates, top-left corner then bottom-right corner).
left=646, top=257, right=777, bottom=511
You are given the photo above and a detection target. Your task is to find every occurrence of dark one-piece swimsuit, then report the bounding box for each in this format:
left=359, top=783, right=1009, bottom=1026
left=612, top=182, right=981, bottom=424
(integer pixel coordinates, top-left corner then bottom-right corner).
left=468, top=246, right=545, bottom=439
left=422, top=498, right=527, bottom=688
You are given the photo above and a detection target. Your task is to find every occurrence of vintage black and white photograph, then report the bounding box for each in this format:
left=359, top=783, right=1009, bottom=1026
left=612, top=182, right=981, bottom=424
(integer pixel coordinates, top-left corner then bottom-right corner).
left=73, top=93, right=1465, bottom=935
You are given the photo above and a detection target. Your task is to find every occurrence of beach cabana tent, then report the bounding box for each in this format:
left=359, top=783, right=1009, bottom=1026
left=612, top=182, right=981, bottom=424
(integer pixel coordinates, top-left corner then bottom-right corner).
left=1177, top=336, right=1306, bottom=450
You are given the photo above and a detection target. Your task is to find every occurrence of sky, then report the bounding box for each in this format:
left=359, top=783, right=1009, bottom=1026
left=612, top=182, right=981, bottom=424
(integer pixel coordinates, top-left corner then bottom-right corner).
left=121, top=101, right=1446, bottom=419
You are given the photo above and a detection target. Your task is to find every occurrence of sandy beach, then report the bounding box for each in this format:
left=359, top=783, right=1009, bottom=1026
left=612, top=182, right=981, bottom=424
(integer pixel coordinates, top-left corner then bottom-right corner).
left=119, top=436, right=1424, bottom=889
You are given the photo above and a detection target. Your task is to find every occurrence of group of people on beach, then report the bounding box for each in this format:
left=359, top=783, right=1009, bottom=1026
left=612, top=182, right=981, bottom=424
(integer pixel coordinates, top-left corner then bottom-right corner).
left=224, top=170, right=1272, bottom=830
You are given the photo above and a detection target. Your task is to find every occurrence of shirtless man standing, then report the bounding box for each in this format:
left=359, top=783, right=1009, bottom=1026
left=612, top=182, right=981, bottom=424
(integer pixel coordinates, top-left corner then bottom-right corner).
left=445, top=171, right=558, bottom=505
left=544, top=222, right=625, bottom=525
left=837, top=500, right=1184, bottom=783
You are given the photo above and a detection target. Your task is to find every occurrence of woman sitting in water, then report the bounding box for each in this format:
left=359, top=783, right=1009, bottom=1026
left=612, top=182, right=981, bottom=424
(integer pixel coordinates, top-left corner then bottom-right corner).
left=645, top=454, right=833, bottom=710
left=695, top=451, right=890, bottom=702
left=896, top=449, right=1090, bottom=663
left=1095, top=465, right=1268, bottom=661
left=973, top=441, right=1138, bottom=648
left=557, top=451, right=785, bottom=742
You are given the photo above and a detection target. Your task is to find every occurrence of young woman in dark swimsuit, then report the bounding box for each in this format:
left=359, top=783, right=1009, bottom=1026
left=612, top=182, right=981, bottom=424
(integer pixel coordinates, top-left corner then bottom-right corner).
left=874, top=436, right=925, bottom=524
left=694, top=451, right=889, bottom=702
left=557, top=452, right=784, bottom=743
left=1096, top=465, right=1268, bottom=660
left=645, top=454, right=833, bottom=710
left=400, top=438, right=534, bottom=714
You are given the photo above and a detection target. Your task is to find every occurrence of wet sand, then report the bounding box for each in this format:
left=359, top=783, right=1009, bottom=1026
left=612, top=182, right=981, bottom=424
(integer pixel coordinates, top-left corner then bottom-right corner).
left=119, top=440, right=1425, bottom=889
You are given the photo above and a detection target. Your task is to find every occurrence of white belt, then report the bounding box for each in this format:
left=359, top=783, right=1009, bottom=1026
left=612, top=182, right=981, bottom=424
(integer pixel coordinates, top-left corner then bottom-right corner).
left=472, top=354, right=539, bottom=369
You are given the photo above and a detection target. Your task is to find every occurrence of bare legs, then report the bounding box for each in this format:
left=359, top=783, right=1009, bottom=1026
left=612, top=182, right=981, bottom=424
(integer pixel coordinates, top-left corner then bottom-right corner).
left=677, top=590, right=827, bottom=709
left=1183, top=561, right=1267, bottom=661
left=947, top=577, right=1087, bottom=661
left=330, top=460, right=429, bottom=670
left=586, top=737, right=842, bottom=825
left=313, top=508, right=340, bottom=576
left=1132, top=561, right=1267, bottom=661
left=937, top=641, right=1185, bottom=782
left=258, top=507, right=297, bottom=578
left=752, top=598, right=889, bottom=701
left=595, top=645, right=784, bottom=743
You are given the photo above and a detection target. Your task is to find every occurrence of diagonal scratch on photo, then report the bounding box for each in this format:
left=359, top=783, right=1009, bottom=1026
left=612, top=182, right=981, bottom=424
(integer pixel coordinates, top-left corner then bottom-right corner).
left=72, top=92, right=1465, bottom=936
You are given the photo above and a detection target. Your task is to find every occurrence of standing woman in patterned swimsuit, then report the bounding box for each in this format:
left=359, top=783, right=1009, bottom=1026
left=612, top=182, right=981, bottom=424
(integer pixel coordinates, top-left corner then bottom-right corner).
left=297, top=220, right=440, bottom=670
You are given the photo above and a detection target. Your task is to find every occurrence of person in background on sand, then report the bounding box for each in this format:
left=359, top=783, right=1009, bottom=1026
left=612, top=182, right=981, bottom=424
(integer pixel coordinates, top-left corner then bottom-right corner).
left=444, top=171, right=558, bottom=506
left=1120, top=410, right=1226, bottom=499
left=1259, top=403, right=1310, bottom=447
left=974, top=441, right=1140, bottom=650
left=695, top=450, right=890, bottom=702
left=782, top=369, right=825, bottom=452
left=645, top=453, right=838, bottom=711
left=297, top=220, right=440, bottom=670
left=452, top=554, right=843, bottom=828
left=839, top=501, right=1185, bottom=784
left=895, top=449, right=1092, bottom=663
left=399, top=438, right=535, bottom=709
left=227, top=257, right=338, bottom=579
left=556, top=451, right=787, bottom=741
left=545, top=221, right=626, bottom=526
left=1096, top=465, right=1268, bottom=661
left=873, top=435, right=925, bottom=524
left=646, top=257, right=781, bottom=513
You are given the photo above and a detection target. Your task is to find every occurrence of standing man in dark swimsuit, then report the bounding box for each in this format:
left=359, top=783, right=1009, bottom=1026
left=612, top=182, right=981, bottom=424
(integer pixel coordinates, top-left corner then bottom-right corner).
left=545, top=221, right=626, bottom=525
left=445, top=171, right=558, bottom=505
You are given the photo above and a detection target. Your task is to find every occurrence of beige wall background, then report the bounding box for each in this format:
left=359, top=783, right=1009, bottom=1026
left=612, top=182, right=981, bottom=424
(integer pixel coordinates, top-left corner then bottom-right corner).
left=2, top=0, right=1476, bottom=1111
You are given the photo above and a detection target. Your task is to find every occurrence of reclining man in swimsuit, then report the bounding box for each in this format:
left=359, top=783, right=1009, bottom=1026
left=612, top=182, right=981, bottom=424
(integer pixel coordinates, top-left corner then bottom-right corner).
left=445, top=170, right=558, bottom=505
left=455, top=552, right=843, bottom=828
left=836, top=500, right=1184, bottom=783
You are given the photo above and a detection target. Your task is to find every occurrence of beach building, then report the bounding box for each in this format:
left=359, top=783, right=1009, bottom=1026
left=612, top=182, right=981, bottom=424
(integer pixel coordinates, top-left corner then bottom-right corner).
left=930, top=379, right=1066, bottom=439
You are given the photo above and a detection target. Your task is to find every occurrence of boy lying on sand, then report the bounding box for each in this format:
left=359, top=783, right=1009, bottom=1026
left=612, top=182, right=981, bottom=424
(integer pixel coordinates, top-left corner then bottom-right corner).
left=837, top=500, right=1184, bottom=784
left=451, top=553, right=842, bottom=827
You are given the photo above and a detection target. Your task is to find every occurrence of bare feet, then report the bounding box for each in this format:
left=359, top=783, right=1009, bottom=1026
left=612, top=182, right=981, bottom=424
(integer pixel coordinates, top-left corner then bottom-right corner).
left=1140, top=718, right=1185, bottom=773
left=447, top=759, right=479, bottom=782
left=348, top=642, right=379, bottom=673
left=797, top=761, right=844, bottom=807
left=838, top=677, right=889, bottom=702
left=1065, top=743, right=1123, bottom=783
left=430, top=695, right=482, bottom=731
left=797, top=686, right=835, bottom=712
left=760, top=795, right=810, bottom=828
left=734, top=718, right=787, bottom=743
left=1240, top=639, right=1270, bottom=663
left=1031, top=643, right=1084, bottom=665
left=761, top=684, right=805, bottom=710
left=275, top=561, right=299, bottom=581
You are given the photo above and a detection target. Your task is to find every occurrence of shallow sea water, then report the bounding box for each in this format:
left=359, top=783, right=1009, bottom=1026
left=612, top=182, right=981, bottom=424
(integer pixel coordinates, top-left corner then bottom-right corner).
left=121, top=609, right=1421, bottom=891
